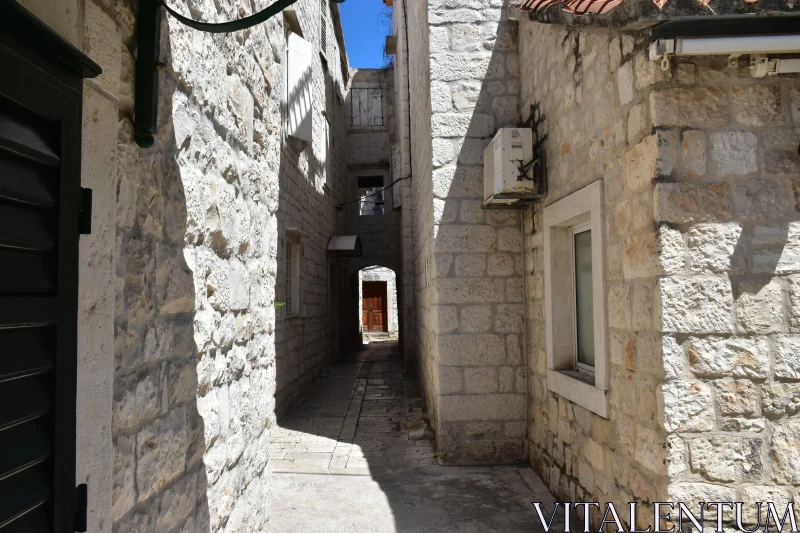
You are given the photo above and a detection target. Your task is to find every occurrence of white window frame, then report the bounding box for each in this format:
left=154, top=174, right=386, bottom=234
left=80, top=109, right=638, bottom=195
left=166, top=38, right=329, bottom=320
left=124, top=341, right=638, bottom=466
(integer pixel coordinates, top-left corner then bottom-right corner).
left=543, top=180, right=609, bottom=418
left=285, top=237, right=301, bottom=316
left=321, top=115, right=330, bottom=189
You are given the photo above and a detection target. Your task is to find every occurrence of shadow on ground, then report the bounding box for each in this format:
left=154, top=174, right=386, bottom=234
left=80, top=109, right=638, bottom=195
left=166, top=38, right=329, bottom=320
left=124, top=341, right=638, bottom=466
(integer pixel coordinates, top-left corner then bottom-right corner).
left=269, top=342, right=569, bottom=532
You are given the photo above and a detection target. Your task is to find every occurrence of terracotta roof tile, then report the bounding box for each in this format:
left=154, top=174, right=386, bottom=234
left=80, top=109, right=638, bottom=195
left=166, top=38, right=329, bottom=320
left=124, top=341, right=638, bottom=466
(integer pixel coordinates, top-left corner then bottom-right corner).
left=511, top=0, right=629, bottom=15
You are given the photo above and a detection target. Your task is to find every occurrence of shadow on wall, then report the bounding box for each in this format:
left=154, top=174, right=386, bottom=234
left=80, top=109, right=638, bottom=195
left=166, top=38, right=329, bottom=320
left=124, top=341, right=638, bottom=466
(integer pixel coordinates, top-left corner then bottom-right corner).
left=730, top=221, right=791, bottom=293
left=274, top=48, right=346, bottom=417
left=113, top=24, right=213, bottom=532
left=429, top=1, right=528, bottom=465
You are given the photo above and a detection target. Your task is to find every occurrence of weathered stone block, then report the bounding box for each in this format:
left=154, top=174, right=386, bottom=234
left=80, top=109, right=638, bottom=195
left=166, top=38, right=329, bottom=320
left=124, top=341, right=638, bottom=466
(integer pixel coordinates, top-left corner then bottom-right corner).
left=454, top=254, right=486, bottom=277
left=662, top=380, right=714, bottom=432
left=660, top=277, right=734, bottom=334
left=487, top=254, right=515, bottom=276
left=715, top=379, right=759, bottom=415
left=464, top=367, right=498, bottom=394
left=659, top=225, right=685, bottom=275
left=735, top=279, right=784, bottom=334
left=733, top=179, right=794, bottom=222
left=686, top=223, right=745, bottom=274
left=439, top=366, right=464, bottom=394
left=624, top=134, right=658, bottom=193
left=436, top=225, right=496, bottom=253
left=635, top=426, right=666, bottom=475
left=680, top=130, right=707, bottom=177
left=617, top=61, right=633, bottom=106
left=136, top=408, right=188, bottom=502
left=112, top=435, right=136, bottom=522
left=494, top=303, right=523, bottom=333
left=437, top=278, right=505, bottom=304
left=459, top=305, right=493, bottom=333
left=438, top=334, right=506, bottom=365
left=655, top=182, right=732, bottom=223
left=689, top=436, right=762, bottom=482
left=668, top=483, right=735, bottom=508
left=775, top=335, right=800, bottom=380
left=686, top=336, right=769, bottom=379
left=624, top=233, right=662, bottom=279
left=438, top=393, right=525, bottom=421
left=770, top=419, right=800, bottom=484
left=650, top=87, right=729, bottom=128
left=710, top=132, right=758, bottom=176
left=733, top=85, right=781, bottom=127
left=762, top=382, right=800, bottom=419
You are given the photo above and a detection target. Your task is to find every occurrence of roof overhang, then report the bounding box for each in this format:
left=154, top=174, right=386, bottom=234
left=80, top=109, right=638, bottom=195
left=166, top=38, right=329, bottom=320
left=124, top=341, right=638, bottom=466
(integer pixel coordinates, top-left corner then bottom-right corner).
left=513, top=0, right=800, bottom=32
left=328, top=235, right=363, bottom=257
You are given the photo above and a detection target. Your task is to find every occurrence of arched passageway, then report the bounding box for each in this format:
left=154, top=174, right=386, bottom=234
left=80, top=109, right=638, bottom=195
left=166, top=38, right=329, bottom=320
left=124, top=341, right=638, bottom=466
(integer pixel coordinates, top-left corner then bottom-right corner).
left=358, top=265, right=399, bottom=343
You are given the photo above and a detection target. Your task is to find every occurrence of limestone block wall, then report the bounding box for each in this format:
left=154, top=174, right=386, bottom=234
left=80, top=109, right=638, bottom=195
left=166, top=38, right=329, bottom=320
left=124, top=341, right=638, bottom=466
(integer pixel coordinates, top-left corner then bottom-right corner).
left=359, top=266, right=399, bottom=333
left=519, top=22, right=670, bottom=524
left=417, top=0, right=527, bottom=465
left=108, top=0, right=350, bottom=532
left=390, top=0, right=416, bottom=370
left=401, top=0, right=439, bottom=432
left=650, top=57, right=800, bottom=518
left=273, top=0, right=351, bottom=413
left=520, top=15, right=800, bottom=528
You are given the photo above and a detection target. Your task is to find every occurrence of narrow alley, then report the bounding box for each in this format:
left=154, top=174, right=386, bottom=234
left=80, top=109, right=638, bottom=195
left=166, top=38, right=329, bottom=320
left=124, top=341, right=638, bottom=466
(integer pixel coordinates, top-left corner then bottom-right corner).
left=269, top=343, right=564, bottom=532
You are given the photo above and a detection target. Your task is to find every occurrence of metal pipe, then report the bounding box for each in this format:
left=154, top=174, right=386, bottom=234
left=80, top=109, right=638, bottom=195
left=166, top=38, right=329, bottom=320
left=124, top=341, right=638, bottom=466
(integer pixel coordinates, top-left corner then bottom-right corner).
left=133, top=0, right=161, bottom=148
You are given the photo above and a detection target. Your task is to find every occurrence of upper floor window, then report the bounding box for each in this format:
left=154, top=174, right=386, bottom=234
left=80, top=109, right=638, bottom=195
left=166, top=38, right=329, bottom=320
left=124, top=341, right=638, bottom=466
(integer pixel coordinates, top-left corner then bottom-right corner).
left=358, top=176, right=384, bottom=216
left=351, top=87, right=383, bottom=127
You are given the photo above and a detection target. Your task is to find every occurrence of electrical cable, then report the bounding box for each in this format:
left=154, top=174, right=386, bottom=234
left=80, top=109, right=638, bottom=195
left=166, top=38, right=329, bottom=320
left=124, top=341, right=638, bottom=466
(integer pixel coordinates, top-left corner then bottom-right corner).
left=157, top=0, right=298, bottom=33
left=336, top=175, right=410, bottom=210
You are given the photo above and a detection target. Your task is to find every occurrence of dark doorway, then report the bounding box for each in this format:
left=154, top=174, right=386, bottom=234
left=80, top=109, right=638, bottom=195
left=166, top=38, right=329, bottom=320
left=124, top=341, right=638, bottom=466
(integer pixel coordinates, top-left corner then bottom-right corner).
left=362, top=281, right=387, bottom=333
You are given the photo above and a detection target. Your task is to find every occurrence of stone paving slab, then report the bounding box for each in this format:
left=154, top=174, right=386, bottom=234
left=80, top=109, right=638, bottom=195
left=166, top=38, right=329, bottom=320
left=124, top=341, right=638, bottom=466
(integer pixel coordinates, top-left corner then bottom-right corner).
left=269, top=342, right=568, bottom=532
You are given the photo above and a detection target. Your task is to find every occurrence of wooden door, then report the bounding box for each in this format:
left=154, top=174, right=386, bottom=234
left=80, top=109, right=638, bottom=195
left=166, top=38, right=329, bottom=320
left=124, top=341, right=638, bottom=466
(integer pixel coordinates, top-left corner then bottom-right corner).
left=362, top=281, right=387, bottom=333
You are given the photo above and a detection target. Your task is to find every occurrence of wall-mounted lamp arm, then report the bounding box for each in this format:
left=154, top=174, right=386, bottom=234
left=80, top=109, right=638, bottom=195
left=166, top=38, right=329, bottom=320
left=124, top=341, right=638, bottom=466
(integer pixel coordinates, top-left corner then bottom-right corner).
left=133, top=0, right=301, bottom=147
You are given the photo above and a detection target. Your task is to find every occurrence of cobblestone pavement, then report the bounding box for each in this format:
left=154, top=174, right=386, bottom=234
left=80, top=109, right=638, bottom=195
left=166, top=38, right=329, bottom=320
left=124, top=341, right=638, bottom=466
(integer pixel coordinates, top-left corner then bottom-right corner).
left=268, top=342, right=567, bottom=532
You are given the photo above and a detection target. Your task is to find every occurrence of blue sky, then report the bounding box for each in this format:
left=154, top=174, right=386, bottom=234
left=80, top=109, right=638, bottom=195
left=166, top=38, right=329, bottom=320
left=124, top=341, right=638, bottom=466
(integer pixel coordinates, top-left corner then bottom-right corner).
left=339, top=0, right=392, bottom=69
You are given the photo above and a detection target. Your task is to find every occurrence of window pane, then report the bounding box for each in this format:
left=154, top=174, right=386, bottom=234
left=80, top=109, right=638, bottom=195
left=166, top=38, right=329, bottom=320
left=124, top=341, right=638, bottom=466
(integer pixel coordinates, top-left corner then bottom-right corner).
left=574, top=229, right=595, bottom=368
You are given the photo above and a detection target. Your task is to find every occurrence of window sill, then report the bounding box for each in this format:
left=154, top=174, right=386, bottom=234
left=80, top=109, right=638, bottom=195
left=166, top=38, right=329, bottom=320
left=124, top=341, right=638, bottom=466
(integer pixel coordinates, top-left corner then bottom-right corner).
left=546, top=369, right=609, bottom=418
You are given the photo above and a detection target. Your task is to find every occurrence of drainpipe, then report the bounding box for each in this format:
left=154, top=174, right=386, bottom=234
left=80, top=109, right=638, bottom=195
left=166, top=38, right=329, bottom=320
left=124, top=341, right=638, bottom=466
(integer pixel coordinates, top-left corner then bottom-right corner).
left=520, top=206, right=532, bottom=460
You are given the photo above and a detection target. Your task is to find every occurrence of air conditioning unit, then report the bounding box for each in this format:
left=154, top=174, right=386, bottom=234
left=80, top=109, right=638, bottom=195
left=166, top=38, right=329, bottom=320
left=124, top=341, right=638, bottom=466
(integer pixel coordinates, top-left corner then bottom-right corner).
left=483, top=128, right=534, bottom=206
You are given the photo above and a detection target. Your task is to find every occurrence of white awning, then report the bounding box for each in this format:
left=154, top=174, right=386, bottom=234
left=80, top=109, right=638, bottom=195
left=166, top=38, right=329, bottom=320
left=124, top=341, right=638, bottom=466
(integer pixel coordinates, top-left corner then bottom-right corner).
left=327, top=235, right=362, bottom=257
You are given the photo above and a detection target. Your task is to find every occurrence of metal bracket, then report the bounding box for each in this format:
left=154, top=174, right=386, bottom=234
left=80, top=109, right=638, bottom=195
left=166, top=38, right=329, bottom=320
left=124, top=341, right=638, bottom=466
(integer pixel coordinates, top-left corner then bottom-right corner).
left=750, top=55, right=800, bottom=78
left=78, top=188, right=93, bottom=235
left=133, top=0, right=302, bottom=148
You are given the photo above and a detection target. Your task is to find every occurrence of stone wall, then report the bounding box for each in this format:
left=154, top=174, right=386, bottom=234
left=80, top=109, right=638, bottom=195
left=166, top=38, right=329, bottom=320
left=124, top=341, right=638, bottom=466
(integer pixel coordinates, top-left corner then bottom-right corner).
left=651, top=55, right=800, bottom=520
left=109, top=0, right=350, bottom=532
left=274, top=0, right=351, bottom=413
left=405, top=0, right=527, bottom=465
left=519, top=21, right=670, bottom=525
left=390, top=0, right=416, bottom=371
left=519, top=14, right=800, bottom=529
